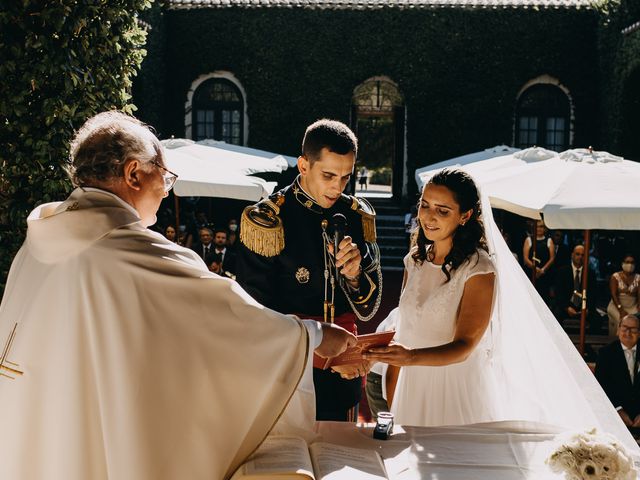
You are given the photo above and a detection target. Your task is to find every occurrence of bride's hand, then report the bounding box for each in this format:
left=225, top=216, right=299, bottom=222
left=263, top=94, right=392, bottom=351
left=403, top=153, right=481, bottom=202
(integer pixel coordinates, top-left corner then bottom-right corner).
left=363, top=342, right=414, bottom=367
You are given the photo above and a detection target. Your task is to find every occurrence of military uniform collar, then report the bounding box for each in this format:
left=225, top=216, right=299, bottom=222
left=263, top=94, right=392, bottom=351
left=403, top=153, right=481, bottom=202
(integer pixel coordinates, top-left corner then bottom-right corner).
left=292, top=176, right=325, bottom=214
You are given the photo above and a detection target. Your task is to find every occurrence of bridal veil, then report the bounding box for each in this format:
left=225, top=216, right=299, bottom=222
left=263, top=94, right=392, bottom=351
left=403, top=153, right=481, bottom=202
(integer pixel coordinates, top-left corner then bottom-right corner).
left=479, top=189, right=639, bottom=454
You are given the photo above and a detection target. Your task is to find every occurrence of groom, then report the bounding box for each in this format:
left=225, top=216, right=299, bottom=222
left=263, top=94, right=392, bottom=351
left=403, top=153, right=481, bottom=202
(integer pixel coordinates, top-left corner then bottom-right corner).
left=236, top=118, right=383, bottom=421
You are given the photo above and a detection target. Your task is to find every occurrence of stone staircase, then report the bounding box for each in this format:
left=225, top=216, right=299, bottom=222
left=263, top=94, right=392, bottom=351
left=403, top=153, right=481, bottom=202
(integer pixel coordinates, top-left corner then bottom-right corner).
left=368, top=198, right=409, bottom=271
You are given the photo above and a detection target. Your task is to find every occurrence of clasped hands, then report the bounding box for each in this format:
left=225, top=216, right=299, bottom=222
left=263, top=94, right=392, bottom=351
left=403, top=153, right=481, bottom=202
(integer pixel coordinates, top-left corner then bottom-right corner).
left=330, top=342, right=414, bottom=380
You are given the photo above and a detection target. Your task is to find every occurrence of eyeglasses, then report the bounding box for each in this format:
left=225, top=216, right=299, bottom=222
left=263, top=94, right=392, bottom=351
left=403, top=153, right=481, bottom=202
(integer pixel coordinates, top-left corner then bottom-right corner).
left=620, top=325, right=640, bottom=334
left=151, top=160, right=178, bottom=192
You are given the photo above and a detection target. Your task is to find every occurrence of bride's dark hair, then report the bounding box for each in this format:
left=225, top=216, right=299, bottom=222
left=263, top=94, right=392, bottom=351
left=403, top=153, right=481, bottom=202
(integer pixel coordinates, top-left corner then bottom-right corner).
left=411, top=168, right=488, bottom=281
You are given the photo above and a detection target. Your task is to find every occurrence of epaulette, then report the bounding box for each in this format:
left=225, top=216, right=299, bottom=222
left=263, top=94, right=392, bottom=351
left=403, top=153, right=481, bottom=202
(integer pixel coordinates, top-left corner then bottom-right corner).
left=340, top=194, right=377, bottom=243
left=240, top=190, right=286, bottom=257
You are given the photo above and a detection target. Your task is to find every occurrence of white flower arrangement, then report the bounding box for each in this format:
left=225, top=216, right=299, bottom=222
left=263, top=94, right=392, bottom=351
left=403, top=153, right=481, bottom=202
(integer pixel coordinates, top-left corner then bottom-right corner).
left=546, top=428, right=637, bottom=480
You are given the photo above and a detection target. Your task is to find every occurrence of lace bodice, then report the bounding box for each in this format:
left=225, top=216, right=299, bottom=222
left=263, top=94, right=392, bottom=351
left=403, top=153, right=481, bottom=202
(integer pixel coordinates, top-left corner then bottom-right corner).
left=613, top=272, right=640, bottom=295
left=396, top=247, right=496, bottom=349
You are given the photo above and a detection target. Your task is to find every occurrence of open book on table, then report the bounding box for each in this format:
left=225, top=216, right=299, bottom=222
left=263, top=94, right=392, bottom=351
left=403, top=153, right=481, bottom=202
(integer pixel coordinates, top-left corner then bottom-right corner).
left=314, top=331, right=395, bottom=370
left=231, top=435, right=388, bottom=479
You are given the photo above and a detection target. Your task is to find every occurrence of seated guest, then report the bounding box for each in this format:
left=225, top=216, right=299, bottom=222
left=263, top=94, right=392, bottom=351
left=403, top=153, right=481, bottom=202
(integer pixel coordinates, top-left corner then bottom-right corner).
left=164, top=224, right=178, bottom=243
left=213, top=227, right=236, bottom=275
left=177, top=224, right=192, bottom=248
left=554, top=244, right=599, bottom=332
left=595, top=314, right=640, bottom=428
left=227, top=218, right=239, bottom=250
left=607, top=254, right=640, bottom=336
left=191, top=226, right=214, bottom=259
left=205, top=252, right=235, bottom=280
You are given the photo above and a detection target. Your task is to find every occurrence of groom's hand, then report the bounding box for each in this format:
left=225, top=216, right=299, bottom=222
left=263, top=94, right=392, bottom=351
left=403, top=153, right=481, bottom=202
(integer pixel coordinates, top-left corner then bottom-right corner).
left=315, top=323, right=357, bottom=358
left=332, top=361, right=373, bottom=379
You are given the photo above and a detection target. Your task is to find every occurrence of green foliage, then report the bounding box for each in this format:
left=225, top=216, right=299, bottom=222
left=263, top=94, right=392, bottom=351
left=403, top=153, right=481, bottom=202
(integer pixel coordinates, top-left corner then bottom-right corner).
left=595, top=0, right=640, bottom=157
left=369, top=167, right=392, bottom=186
left=0, top=1, right=152, bottom=297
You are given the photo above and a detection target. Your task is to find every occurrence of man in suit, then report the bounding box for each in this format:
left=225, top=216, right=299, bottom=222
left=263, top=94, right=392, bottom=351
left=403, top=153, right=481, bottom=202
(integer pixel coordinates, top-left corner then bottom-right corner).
left=212, top=227, right=236, bottom=275
left=554, top=244, right=600, bottom=332
left=595, top=313, right=640, bottom=427
left=191, top=227, right=214, bottom=260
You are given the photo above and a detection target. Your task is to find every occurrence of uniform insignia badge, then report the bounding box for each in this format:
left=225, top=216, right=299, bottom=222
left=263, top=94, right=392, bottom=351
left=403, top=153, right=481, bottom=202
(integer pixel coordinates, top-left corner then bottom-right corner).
left=295, top=267, right=310, bottom=284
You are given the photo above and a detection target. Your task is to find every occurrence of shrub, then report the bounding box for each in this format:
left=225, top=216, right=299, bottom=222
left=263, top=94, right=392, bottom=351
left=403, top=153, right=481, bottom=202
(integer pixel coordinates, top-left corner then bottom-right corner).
left=0, top=1, right=151, bottom=297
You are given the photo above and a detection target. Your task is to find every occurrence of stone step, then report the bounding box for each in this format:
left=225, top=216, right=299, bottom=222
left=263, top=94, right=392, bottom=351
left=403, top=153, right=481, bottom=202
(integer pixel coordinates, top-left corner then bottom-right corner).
left=380, top=254, right=406, bottom=269
left=377, top=236, right=407, bottom=248
left=378, top=225, right=406, bottom=235
left=380, top=245, right=410, bottom=256
left=376, top=214, right=406, bottom=228
left=381, top=265, right=405, bottom=272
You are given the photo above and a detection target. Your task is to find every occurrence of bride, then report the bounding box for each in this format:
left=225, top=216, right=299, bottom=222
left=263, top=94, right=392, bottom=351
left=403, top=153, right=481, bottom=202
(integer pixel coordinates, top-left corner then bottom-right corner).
left=364, top=168, right=638, bottom=452
left=365, top=168, right=499, bottom=426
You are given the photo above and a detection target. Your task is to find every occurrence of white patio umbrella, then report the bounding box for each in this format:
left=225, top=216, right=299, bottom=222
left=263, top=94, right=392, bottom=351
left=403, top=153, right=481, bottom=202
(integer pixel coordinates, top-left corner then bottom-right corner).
left=415, top=145, right=520, bottom=189
left=197, top=139, right=298, bottom=168
left=163, top=147, right=277, bottom=201
left=164, top=142, right=289, bottom=176
left=471, top=148, right=640, bottom=230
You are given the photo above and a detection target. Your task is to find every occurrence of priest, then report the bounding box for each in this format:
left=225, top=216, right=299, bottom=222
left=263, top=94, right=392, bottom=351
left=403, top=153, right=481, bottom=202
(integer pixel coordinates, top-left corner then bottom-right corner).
left=0, top=111, right=355, bottom=480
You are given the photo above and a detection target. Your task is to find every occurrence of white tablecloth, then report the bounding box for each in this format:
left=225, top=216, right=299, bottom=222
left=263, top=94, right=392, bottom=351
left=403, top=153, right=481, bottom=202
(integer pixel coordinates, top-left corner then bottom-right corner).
left=313, top=421, right=576, bottom=479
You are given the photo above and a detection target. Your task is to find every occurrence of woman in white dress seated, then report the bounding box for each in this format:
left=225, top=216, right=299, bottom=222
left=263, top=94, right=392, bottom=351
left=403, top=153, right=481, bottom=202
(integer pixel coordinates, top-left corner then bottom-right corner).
left=366, top=169, right=499, bottom=426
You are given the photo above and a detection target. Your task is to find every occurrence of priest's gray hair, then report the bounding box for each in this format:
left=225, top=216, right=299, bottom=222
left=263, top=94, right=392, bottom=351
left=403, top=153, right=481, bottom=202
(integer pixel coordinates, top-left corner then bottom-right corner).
left=67, top=111, right=163, bottom=187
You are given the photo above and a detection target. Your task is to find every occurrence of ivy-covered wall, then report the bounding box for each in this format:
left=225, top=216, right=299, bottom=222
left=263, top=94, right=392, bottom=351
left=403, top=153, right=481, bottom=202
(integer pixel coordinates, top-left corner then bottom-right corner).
left=134, top=2, right=168, bottom=134
left=597, top=0, right=640, bottom=159
left=135, top=5, right=600, bottom=200
left=0, top=1, right=151, bottom=295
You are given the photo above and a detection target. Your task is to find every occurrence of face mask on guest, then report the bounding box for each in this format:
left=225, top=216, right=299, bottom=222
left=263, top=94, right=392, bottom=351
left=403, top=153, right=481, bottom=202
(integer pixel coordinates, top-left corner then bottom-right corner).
left=622, top=262, right=635, bottom=273
left=229, top=224, right=238, bottom=232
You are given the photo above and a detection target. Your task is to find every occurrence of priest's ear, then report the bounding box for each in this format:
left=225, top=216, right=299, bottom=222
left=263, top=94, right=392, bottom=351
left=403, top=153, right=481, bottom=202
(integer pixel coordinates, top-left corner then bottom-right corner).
left=123, top=159, right=144, bottom=191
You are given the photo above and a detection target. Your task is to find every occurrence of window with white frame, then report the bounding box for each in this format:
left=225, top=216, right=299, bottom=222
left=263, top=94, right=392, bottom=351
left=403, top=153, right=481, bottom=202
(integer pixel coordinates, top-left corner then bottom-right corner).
left=516, top=84, right=570, bottom=152
left=192, top=78, right=243, bottom=144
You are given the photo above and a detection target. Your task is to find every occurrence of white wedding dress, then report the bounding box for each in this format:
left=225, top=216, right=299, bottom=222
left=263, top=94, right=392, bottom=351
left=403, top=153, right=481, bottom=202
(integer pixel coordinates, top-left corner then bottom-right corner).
left=392, top=247, right=502, bottom=426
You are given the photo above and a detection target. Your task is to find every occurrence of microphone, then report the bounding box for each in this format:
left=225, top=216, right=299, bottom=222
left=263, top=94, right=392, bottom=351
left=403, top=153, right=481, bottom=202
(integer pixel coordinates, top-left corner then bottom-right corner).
left=330, top=213, right=347, bottom=276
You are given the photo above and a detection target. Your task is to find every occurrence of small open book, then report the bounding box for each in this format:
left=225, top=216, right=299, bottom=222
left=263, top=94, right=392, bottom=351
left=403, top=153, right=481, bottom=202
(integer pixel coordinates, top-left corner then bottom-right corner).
left=231, top=435, right=388, bottom=479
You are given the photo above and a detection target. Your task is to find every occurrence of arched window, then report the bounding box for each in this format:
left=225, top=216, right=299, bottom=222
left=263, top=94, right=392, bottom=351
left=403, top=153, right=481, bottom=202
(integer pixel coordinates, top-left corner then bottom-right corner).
left=515, top=84, right=570, bottom=152
left=192, top=78, right=243, bottom=144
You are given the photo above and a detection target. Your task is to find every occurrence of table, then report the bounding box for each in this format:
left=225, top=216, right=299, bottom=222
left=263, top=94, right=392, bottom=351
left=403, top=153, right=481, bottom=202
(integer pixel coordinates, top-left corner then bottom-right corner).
left=313, top=421, right=574, bottom=479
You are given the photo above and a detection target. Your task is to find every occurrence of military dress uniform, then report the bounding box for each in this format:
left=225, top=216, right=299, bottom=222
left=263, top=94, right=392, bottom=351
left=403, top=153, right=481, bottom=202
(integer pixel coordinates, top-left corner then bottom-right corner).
left=236, top=176, right=382, bottom=421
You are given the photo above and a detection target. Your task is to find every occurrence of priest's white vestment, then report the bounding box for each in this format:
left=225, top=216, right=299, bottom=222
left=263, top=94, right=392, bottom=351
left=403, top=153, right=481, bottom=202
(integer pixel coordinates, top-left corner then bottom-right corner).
left=0, top=188, right=310, bottom=480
